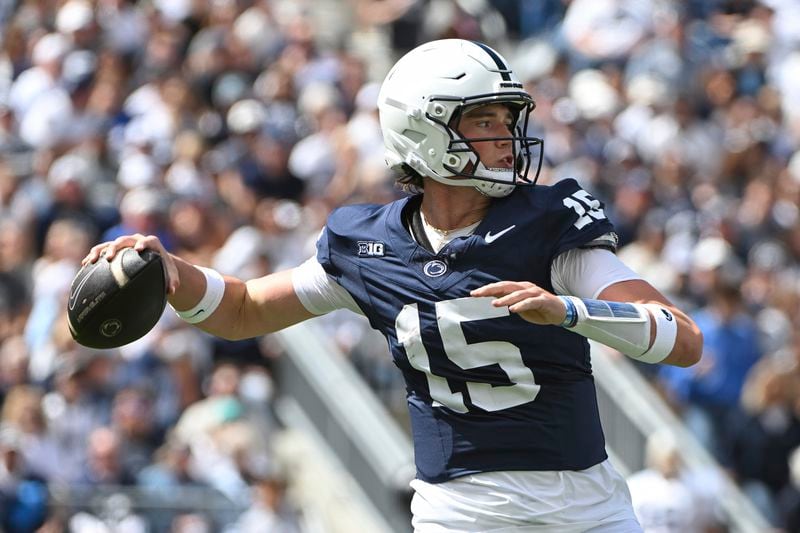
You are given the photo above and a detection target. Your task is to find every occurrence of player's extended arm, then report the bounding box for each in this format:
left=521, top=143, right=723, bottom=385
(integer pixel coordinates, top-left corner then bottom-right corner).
left=169, top=255, right=316, bottom=339
left=470, top=279, right=702, bottom=368
left=83, top=234, right=317, bottom=340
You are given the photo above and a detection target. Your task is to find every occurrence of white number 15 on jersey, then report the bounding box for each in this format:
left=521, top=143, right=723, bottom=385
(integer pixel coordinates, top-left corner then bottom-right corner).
left=395, top=297, right=540, bottom=413
left=563, top=190, right=606, bottom=229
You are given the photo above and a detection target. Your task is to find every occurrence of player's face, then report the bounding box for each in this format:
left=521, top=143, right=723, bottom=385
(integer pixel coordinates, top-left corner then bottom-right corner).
left=457, top=103, right=515, bottom=170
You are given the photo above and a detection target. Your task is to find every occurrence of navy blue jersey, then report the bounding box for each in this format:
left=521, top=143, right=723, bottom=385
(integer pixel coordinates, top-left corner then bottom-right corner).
left=316, top=179, right=616, bottom=483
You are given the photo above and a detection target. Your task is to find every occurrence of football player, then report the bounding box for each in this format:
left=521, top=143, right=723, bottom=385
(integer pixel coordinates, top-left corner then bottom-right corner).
left=86, top=40, right=703, bottom=532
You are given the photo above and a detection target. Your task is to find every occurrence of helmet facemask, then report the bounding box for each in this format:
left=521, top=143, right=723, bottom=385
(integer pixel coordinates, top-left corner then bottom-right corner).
left=434, top=96, right=544, bottom=197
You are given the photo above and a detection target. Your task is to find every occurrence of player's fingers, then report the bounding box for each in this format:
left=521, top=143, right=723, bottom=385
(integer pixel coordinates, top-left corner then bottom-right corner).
left=488, top=289, right=539, bottom=307
left=166, top=269, right=179, bottom=294
left=498, top=290, right=553, bottom=310
left=161, top=256, right=180, bottom=295
left=511, top=294, right=567, bottom=325
left=132, top=234, right=160, bottom=252
left=99, top=234, right=144, bottom=261
left=83, top=234, right=162, bottom=265
left=507, top=295, right=549, bottom=313
left=471, top=281, right=533, bottom=297
left=82, top=234, right=178, bottom=293
left=83, top=236, right=135, bottom=264
left=83, top=242, right=112, bottom=265
left=488, top=283, right=548, bottom=305
left=471, top=282, right=505, bottom=297
left=128, top=235, right=177, bottom=294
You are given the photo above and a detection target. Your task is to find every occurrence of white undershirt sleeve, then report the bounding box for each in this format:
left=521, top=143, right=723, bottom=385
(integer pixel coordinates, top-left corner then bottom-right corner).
left=551, top=247, right=641, bottom=299
left=291, top=256, right=363, bottom=315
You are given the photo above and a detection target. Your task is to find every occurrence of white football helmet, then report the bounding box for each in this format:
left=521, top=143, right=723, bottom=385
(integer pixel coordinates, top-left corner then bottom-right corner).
left=378, top=39, right=544, bottom=198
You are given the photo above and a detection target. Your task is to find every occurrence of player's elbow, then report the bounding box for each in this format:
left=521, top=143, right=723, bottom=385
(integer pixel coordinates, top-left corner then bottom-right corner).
left=672, top=324, right=704, bottom=367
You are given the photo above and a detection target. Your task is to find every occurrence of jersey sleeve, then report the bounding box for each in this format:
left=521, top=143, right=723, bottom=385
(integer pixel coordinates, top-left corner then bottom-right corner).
left=314, top=214, right=351, bottom=283
left=547, top=178, right=616, bottom=257
left=315, top=225, right=336, bottom=277
left=312, top=206, right=377, bottom=321
left=291, top=256, right=363, bottom=315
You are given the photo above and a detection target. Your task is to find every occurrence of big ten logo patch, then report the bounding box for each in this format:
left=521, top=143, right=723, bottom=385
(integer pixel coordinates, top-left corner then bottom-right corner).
left=357, top=241, right=385, bottom=257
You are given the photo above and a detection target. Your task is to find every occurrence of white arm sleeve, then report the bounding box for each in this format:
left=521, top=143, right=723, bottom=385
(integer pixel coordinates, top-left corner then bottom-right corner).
left=551, top=247, right=641, bottom=298
left=291, top=256, right=363, bottom=316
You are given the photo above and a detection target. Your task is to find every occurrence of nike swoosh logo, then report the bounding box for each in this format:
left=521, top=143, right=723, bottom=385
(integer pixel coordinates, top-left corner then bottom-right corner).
left=484, top=225, right=516, bottom=244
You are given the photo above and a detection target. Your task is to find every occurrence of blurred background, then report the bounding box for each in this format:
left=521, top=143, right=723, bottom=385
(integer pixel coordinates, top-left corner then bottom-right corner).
left=1, top=0, right=800, bottom=531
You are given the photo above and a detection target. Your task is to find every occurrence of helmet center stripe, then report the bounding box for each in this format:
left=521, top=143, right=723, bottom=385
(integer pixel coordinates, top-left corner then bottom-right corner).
left=470, top=41, right=511, bottom=81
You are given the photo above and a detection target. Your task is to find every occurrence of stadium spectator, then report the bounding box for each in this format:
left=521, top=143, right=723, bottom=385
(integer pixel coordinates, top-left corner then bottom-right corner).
left=777, top=445, right=800, bottom=532
left=137, top=435, right=201, bottom=489
left=0, top=425, right=48, bottom=533
left=0, top=385, right=62, bottom=483
left=659, top=279, right=763, bottom=461
left=726, top=355, right=800, bottom=524
left=627, top=430, right=701, bottom=532
left=41, top=351, right=107, bottom=483
left=109, top=386, right=162, bottom=476
left=35, top=152, right=115, bottom=254
left=101, top=186, right=174, bottom=251
left=0, top=336, right=29, bottom=402
left=25, top=218, right=93, bottom=380
left=79, top=426, right=136, bottom=486
left=230, top=453, right=301, bottom=533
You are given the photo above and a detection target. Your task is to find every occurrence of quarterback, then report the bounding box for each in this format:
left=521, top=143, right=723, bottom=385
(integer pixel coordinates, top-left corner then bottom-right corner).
left=85, top=40, right=703, bottom=532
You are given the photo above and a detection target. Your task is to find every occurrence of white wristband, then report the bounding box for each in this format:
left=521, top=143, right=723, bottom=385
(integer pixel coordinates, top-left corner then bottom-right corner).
left=635, top=304, right=678, bottom=364
left=174, top=266, right=225, bottom=324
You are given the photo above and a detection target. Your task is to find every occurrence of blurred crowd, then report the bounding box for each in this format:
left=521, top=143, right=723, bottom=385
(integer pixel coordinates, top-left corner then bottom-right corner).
left=1, top=0, right=800, bottom=531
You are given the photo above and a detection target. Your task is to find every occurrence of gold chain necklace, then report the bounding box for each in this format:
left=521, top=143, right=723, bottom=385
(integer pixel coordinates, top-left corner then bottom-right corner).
left=420, top=211, right=481, bottom=236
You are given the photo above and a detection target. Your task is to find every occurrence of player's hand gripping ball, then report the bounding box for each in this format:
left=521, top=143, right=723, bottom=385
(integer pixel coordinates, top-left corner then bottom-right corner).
left=67, top=248, right=167, bottom=349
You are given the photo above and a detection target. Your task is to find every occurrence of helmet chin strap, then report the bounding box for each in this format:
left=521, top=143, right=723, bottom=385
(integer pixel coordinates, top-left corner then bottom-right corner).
left=472, top=163, right=516, bottom=198
left=428, top=166, right=516, bottom=198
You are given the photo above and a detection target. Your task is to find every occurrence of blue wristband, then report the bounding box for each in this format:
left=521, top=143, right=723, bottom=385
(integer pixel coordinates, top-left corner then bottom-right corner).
left=558, top=296, right=578, bottom=328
